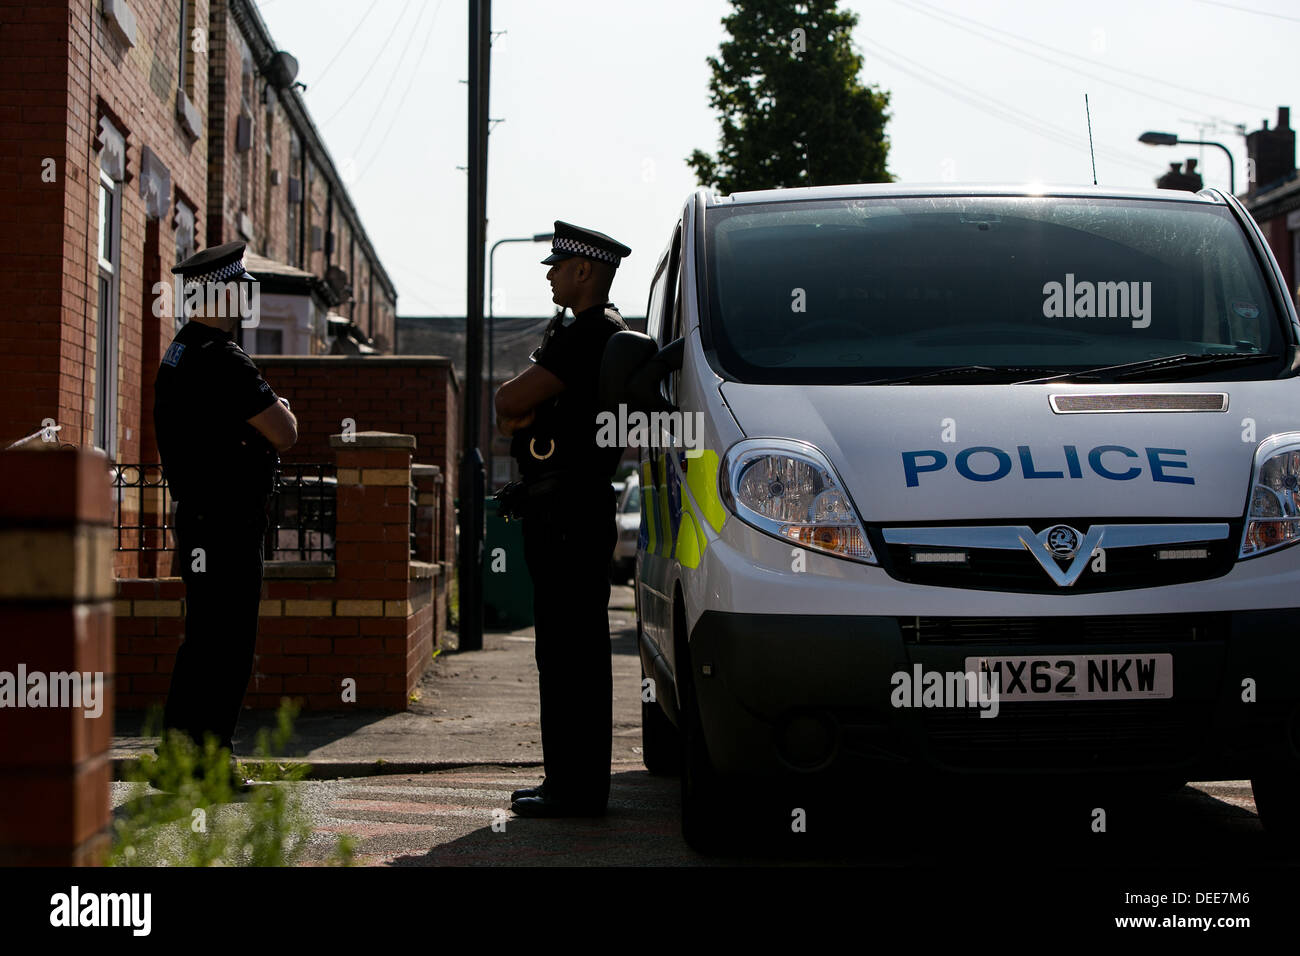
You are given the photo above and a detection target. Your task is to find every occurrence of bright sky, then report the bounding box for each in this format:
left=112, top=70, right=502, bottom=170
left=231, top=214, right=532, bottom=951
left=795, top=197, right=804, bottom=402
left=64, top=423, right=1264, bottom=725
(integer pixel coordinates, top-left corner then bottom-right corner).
left=255, top=0, right=1298, bottom=320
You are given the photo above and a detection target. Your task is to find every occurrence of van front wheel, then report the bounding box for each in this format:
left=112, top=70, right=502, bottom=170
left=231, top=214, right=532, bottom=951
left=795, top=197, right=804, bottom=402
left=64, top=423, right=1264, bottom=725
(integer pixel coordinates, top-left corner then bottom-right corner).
left=640, top=660, right=680, bottom=776
left=679, top=654, right=731, bottom=854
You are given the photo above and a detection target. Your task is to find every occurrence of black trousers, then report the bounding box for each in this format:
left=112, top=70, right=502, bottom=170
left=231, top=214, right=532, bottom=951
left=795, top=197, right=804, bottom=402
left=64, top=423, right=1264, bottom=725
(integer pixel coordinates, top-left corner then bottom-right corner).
left=520, top=489, right=617, bottom=807
left=163, top=499, right=267, bottom=754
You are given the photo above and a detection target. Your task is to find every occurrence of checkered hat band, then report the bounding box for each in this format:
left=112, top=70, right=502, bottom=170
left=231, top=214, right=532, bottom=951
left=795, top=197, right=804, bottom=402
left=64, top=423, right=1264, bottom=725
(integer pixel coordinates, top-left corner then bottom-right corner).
left=185, top=258, right=249, bottom=285
left=553, top=237, right=618, bottom=263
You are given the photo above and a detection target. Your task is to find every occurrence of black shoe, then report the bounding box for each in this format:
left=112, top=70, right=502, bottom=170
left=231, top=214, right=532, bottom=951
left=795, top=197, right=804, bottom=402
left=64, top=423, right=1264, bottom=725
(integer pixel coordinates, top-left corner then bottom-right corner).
left=511, top=780, right=547, bottom=802
left=510, top=794, right=606, bottom=818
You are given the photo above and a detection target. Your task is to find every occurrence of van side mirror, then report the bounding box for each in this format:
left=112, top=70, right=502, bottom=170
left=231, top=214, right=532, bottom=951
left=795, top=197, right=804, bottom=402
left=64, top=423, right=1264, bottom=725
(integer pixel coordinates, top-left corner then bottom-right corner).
left=600, top=331, right=684, bottom=413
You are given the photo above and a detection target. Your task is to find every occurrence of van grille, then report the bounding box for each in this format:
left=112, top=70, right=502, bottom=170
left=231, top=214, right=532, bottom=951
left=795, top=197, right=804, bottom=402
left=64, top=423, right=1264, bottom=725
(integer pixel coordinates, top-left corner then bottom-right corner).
left=882, top=522, right=1239, bottom=593
left=900, top=613, right=1229, bottom=645
left=923, top=700, right=1210, bottom=770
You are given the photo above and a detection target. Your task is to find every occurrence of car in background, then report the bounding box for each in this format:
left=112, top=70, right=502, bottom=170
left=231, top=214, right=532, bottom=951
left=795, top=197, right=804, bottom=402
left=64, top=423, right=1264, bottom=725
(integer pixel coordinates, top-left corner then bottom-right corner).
left=611, top=473, right=640, bottom=583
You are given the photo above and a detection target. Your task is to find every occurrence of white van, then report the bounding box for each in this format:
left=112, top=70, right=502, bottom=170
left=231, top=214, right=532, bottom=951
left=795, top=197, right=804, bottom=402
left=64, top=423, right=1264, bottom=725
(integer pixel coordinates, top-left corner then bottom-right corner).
left=603, top=183, right=1300, bottom=851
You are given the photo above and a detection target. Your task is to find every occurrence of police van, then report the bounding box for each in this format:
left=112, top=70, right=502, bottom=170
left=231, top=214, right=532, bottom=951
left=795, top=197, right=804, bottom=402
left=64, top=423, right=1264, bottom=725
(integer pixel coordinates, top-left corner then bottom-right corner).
left=604, top=183, right=1300, bottom=851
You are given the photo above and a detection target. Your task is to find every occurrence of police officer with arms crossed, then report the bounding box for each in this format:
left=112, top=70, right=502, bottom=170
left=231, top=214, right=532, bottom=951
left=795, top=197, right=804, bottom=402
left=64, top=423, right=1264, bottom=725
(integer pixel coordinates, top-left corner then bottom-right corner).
left=153, top=241, right=298, bottom=782
left=495, top=221, right=631, bottom=817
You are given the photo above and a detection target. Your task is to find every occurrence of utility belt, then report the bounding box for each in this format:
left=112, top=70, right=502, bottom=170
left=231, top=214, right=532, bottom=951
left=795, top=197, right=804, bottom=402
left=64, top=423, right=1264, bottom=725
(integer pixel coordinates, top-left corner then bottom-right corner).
left=495, top=471, right=614, bottom=521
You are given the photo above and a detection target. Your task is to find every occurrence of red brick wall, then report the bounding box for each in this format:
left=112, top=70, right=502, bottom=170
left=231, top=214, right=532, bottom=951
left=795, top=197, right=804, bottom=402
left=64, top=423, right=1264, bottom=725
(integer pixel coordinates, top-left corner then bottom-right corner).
left=253, top=356, right=460, bottom=568
left=114, top=437, right=442, bottom=712
left=0, top=447, right=116, bottom=865
left=0, top=0, right=209, bottom=461
left=0, top=2, right=68, bottom=448
left=116, top=572, right=436, bottom=712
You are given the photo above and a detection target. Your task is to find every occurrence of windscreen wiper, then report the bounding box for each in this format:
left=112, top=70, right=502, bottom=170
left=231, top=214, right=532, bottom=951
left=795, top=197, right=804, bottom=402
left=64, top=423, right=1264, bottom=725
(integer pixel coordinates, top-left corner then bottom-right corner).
left=852, top=365, right=1069, bottom=386
left=1015, top=352, right=1279, bottom=385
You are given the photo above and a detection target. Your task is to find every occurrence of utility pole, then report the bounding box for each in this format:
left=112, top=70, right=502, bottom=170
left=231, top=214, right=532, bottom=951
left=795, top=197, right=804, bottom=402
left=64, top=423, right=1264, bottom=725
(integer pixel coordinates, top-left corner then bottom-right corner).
left=458, top=0, right=490, bottom=651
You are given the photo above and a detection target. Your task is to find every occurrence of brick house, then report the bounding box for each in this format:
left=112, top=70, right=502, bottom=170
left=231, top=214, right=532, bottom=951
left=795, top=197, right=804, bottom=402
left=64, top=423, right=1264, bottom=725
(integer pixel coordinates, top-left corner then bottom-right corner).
left=0, top=0, right=214, bottom=468
left=0, top=0, right=458, bottom=705
left=1242, top=107, right=1298, bottom=306
left=207, top=0, right=398, bottom=355
left=0, top=0, right=402, bottom=467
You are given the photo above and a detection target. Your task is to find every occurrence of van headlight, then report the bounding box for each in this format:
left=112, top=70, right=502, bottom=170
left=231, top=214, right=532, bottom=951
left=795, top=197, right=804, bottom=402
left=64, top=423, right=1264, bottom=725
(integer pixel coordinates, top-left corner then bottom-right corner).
left=1240, top=434, right=1300, bottom=558
left=720, top=438, right=877, bottom=564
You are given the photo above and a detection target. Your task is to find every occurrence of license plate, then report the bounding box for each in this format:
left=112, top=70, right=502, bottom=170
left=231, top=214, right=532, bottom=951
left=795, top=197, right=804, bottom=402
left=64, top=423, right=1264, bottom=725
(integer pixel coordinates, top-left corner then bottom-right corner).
left=962, top=653, right=1173, bottom=701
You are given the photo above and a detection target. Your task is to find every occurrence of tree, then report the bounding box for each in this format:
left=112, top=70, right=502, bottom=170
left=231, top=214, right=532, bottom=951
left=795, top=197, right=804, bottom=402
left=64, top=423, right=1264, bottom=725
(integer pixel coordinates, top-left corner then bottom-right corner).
left=688, top=0, right=893, bottom=193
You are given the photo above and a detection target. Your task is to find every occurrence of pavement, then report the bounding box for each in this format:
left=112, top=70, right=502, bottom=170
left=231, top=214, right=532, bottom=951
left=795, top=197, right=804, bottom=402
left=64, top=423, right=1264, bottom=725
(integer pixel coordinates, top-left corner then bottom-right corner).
left=111, top=583, right=645, bottom=775
left=109, top=581, right=685, bottom=865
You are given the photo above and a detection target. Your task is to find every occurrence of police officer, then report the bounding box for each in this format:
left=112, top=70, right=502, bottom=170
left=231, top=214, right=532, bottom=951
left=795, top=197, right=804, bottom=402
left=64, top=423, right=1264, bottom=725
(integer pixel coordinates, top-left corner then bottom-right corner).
left=153, top=241, right=298, bottom=775
left=495, top=221, right=631, bottom=817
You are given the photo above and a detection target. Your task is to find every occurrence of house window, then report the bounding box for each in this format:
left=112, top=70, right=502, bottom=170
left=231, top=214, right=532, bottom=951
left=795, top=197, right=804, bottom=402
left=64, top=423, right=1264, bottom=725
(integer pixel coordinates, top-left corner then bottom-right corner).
left=287, top=129, right=302, bottom=266
left=254, top=328, right=283, bottom=354
left=304, top=160, right=315, bottom=266
left=94, top=116, right=125, bottom=460
left=177, top=1, right=194, bottom=95
left=238, top=45, right=254, bottom=214
left=173, top=199, right=196, bottom=331
left=262, top=104, right=274, bottom=257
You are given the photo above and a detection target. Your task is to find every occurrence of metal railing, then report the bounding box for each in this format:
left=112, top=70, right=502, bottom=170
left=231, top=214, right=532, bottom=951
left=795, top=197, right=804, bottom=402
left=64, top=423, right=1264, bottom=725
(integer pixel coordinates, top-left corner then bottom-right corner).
left=111, top=463, right=338, bottom=562
left=264, top=463, right=336, bottom=562
left=111, top=463, right=175, bottom=552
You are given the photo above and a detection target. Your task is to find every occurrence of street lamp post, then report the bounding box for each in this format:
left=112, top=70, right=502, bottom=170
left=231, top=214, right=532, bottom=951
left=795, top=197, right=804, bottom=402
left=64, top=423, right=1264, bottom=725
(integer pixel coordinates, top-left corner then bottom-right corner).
left=1138, top=131, right=1236, bottom=194
left=486, top=232, right=553, bottom=489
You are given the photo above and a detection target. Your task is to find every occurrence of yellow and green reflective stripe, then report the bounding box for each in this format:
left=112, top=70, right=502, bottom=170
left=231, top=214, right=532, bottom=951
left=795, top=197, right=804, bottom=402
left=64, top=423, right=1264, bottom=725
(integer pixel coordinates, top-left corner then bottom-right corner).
left=639, top=459, right=656, bottom=556
left=655, top=455, right=671, bottom=557
left=684, top=449, right=726, bottom=534
left=672, top=449, right=727, bottom=569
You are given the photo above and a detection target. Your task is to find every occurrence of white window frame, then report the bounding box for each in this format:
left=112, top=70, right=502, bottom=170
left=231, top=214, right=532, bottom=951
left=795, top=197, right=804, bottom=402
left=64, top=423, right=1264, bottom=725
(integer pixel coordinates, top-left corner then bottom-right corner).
left=95, top=168, right=122, bottom=460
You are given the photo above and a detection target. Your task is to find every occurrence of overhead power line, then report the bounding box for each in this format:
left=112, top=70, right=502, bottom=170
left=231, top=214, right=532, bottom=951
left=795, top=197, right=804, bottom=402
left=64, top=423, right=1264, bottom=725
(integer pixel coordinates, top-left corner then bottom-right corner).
left=307, top=0, right=383, bottom=89
left=905, top=0, right=1269, bottom=114
left=356, top=0, right=448, bottom=178
left=889, top=0, right=1264, bottom=121
left=1192, top=0, right=1300, bottom=24
left=349, top=0, right=437, bottom=159
left=859, top=37, right=1156, bottom=178
left=320, top=0, right=418, bottom=126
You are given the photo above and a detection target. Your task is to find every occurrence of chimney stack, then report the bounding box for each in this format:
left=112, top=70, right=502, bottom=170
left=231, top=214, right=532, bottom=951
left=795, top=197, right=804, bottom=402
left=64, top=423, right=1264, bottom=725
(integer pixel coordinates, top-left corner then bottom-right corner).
left=1156, top=159, right=1204, bottom=192
left=1246, top=106, right=1295, bottom=195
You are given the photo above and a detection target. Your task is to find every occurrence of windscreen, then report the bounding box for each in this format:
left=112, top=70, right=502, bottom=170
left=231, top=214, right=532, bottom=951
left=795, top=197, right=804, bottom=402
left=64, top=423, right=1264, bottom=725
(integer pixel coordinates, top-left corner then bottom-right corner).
left=703, top=196, right=1288, bottom=384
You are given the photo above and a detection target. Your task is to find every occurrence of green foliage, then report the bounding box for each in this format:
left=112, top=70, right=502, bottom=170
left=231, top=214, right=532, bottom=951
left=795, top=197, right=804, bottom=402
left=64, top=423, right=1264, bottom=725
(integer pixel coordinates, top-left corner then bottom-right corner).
left=111, top=701, right=355, bottom=867
left=688, top=0, right=893, bottom=192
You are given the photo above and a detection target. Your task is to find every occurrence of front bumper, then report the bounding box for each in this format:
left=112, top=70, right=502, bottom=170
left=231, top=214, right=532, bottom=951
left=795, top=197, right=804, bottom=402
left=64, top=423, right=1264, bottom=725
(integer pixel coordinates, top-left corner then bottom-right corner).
left=687, top=609, right=1300, bottom=781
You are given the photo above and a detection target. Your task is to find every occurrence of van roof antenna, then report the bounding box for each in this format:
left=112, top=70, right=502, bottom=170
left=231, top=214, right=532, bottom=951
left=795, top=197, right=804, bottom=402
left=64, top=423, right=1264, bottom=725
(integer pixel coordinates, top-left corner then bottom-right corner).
left=1085, top=93, right=1098, bottom=186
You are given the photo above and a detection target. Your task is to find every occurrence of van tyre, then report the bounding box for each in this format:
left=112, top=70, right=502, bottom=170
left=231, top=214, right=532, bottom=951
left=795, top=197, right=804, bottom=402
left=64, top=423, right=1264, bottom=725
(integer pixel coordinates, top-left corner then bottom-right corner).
left=1251, top=761, right=1300, bottom=853
left=679, top=650, right=732, bottom=854
left=640, top=661, right=680, bottom=776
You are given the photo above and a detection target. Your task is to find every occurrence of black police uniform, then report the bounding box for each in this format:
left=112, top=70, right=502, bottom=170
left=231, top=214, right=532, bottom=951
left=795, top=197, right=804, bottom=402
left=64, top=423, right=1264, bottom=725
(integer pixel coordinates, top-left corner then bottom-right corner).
left=510, top=222, right=630, bottom=813
left=153, top=242, right=280, bottom=755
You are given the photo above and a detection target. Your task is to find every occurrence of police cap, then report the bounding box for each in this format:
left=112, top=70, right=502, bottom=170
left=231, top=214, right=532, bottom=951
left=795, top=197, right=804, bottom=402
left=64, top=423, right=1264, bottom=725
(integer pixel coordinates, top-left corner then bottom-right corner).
left=540, top=221, right=631, bottom=268
left=171, top=240, right=256, bottom=285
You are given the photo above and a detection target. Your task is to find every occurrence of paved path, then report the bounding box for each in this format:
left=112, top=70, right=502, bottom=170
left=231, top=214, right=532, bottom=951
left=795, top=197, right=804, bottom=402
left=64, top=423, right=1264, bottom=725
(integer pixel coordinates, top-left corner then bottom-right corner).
left=112, top=585, right=643, bottom=768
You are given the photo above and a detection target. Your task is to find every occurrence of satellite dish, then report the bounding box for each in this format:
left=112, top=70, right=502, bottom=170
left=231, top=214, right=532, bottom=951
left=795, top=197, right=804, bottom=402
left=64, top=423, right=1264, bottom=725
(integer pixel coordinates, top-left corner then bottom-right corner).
left=266, top=51, right=299, bottom=90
